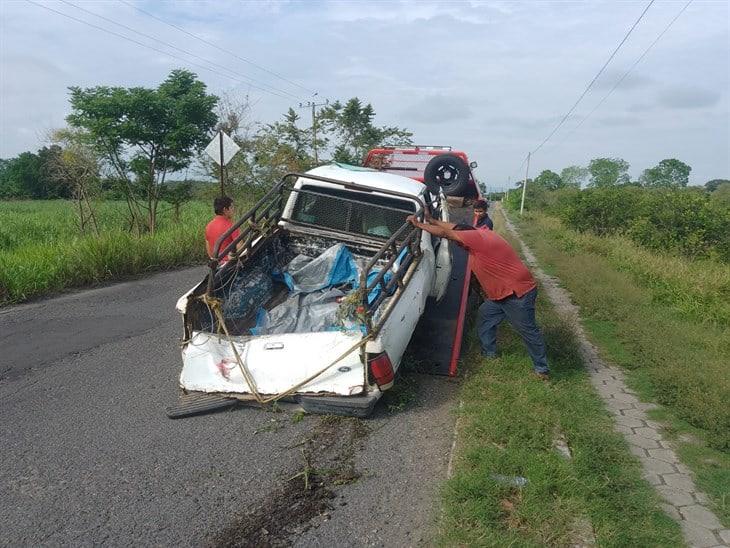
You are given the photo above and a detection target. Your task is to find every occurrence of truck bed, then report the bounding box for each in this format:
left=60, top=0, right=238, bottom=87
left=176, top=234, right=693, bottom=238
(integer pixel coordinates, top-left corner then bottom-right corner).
left=184, top=231, right=393, bottom=338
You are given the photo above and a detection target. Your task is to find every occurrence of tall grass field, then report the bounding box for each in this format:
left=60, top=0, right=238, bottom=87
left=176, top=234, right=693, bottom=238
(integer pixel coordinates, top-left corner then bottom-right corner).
left=0, top=200, right=212, bottom=305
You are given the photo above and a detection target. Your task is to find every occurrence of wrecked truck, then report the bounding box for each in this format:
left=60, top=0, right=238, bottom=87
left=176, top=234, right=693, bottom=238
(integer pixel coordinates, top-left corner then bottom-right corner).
left=173, top=164, right=454, bottom=417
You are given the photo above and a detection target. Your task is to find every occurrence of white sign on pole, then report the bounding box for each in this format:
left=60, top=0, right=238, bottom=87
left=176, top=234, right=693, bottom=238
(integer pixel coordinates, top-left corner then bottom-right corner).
left=204, top=131, right=240, bottom=166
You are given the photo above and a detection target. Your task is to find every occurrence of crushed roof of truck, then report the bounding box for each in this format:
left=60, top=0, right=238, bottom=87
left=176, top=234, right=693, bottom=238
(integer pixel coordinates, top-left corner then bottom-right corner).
left=298, top=164, right=426, bottom=198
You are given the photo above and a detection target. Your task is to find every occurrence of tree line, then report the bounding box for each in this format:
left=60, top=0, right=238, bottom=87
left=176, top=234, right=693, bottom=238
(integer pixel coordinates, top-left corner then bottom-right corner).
left=505, top=158, right=730, bottom=263
left=0, top=69, right=412, bottom=234
left=519, top=157, right=728, bottom=192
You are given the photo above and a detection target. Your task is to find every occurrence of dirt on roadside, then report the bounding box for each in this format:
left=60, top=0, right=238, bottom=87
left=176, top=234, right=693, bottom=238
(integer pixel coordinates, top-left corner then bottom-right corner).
left=209, top=415, right=369, bottom=548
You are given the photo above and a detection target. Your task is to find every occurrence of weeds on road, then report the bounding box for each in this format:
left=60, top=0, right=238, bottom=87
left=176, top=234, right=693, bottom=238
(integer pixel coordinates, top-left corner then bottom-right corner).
left=514, top=212, right=730, bottom=525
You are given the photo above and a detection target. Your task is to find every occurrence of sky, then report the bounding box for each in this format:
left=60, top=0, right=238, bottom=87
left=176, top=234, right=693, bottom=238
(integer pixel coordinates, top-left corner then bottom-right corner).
left=1, top=0, right=728, bottom=189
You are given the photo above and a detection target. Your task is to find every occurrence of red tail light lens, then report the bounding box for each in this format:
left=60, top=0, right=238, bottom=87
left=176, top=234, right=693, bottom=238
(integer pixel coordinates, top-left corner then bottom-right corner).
left=368, top=352, right=395, bottom=390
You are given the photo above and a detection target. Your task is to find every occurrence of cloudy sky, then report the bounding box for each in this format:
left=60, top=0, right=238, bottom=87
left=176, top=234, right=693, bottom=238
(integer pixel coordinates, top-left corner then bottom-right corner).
left=1, top=0, right=728, bottom=188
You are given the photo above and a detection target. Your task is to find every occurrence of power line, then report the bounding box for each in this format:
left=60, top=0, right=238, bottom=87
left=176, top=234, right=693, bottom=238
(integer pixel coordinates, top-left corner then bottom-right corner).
left=553, top=0, right=692, bottom=146
left=57, top=0, right=300, bottom=100
left=25, top=0, right=295, bottom=101
left=117, top=0, right=317, bottom=97
left=530, top=0, right=655, bottom=155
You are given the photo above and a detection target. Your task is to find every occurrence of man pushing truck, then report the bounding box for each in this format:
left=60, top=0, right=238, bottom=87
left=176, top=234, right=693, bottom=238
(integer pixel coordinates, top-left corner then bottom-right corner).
left=406, top=210, right=550, bottom=380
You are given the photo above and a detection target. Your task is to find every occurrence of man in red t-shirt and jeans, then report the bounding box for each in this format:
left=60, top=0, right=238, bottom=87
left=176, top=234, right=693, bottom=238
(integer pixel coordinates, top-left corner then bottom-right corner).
left=205, top=196, right=240, bottom=260
left=407, top=211, right=549, bottom=379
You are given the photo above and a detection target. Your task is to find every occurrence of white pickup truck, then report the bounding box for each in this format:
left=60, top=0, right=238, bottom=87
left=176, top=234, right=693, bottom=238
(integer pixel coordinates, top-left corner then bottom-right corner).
left=174, top=164, right=453, bottom=417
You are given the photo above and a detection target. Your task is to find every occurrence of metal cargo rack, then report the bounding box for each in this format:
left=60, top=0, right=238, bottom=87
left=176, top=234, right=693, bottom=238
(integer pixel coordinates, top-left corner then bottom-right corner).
left=208, top=172, right=428, bottom=337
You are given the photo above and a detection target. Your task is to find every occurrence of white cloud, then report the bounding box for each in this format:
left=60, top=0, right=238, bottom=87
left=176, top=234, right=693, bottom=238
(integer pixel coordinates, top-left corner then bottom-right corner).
left=0, top=0, right=728, bottom=185
left=658, top=86, right=722, bottom=109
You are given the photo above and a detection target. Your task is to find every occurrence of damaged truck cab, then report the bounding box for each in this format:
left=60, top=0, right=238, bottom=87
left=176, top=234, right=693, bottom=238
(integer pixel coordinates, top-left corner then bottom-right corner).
left=175, top=164, right=453, bottom=417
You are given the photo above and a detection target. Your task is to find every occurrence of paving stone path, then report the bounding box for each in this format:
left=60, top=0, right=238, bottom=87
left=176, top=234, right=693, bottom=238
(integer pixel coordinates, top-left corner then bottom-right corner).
left=500, top=208, right=729, bottom=548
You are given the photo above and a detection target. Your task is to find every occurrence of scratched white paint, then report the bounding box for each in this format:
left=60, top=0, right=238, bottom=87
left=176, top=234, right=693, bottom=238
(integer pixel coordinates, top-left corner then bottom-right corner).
left=180, top=331, right=366, bottom=396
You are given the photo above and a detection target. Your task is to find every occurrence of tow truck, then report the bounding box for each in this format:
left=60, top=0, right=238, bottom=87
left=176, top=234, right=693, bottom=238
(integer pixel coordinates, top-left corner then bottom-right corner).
left=363, top=145, right=479, bottom=199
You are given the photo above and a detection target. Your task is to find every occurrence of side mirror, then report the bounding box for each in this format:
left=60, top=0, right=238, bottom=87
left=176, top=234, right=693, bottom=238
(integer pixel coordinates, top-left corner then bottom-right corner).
left=469, top=161, right=478, bottom=169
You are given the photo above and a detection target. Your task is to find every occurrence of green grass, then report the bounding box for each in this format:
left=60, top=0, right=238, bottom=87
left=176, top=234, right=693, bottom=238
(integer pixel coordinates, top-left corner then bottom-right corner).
left=511, top=210, right=730, bottom=526
left=437, top=213, right=682, bottom=547
left=0, top=200, right=212, bottom=305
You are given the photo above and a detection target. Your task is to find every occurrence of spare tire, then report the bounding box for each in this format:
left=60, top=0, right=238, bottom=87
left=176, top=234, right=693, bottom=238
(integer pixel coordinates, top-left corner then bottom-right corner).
left=423, top=154, right=471, bottom=197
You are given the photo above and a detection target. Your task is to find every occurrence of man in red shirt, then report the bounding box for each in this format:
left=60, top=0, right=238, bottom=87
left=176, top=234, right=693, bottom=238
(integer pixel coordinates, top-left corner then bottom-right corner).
left=205, top=196, right=240, bottom=260
left=407, top=211, right=549, bottom=379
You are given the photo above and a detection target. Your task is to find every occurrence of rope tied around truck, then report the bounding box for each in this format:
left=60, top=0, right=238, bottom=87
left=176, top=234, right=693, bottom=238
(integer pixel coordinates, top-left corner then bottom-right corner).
left=198, top=293, right=372, bottom=405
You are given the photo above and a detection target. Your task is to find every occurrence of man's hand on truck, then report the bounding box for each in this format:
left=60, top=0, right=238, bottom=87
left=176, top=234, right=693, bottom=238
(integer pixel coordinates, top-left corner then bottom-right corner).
left=407, top=215, right=461, bottom=241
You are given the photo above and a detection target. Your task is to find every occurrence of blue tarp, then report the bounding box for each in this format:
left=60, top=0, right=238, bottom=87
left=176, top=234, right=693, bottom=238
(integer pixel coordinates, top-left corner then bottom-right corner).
left=275, top=243, right=359, bottom=294
left=252, top=243, right=410, bottom=336
left=365, top=246, right=409, bottom=305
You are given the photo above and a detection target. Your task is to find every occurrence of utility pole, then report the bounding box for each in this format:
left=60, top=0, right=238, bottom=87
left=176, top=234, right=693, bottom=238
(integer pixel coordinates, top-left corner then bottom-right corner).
left=299, top=98, right=328, bottom=165
left=520, top=152, right=531, bottom=215
left=218, top=131, right=225, bottom=196
left=506, top=176, right=511, bottom=203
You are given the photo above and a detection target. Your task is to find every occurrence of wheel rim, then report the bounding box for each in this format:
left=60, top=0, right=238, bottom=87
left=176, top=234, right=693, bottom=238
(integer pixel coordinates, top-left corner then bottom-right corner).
left=436, top=164, right=459, bottom=187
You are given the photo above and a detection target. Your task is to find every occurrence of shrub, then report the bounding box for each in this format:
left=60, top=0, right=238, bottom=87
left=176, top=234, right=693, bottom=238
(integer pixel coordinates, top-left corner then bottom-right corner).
left=554, top=186, right=730, bottom=262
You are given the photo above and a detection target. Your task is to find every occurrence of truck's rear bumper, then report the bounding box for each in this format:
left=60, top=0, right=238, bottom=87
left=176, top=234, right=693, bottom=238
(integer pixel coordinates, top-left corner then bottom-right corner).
left=298, top=391, right=381, bottom=418
left=166, top=390, right=382, bottom=419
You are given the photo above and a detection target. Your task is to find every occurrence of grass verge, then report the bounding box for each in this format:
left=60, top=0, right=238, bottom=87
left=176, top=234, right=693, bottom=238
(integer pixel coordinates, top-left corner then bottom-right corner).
left=437, top=213, right=682, bottom=547
left=0, top=200, right=212, bottom=305
left=512, top=210, right=730, bottom=526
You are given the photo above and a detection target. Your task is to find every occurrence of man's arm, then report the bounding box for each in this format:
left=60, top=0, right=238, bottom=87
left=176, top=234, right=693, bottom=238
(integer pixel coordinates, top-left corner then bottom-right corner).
left=421, top=207, right=458, bottom=230
left=406, top=215, right=461, bottom=242
left=205, top=235, right=213, bottom=258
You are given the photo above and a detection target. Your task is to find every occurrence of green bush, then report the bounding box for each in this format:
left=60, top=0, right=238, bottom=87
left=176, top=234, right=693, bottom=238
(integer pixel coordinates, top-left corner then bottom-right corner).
left=555, top=186, right=730, bottom=262
left=504, top=185, right=579, bottom=215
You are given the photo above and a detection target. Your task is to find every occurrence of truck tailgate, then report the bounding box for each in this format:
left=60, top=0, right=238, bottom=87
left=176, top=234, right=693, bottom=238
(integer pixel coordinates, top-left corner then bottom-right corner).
left=180, top=331, right=367, bottom=397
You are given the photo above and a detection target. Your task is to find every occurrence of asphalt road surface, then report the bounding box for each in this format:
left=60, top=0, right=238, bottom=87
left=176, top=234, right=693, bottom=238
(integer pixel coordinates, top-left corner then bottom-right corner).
left=0, top=268, right=460, bottom=547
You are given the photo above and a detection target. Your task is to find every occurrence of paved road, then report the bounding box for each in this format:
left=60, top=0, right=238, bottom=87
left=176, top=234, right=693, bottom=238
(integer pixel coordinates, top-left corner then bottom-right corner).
left=0, top=269, right=459, bottom=546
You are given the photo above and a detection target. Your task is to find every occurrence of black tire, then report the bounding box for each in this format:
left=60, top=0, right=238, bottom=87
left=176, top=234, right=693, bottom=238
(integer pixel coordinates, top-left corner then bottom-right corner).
left=423, top=153, right=471, bottom=197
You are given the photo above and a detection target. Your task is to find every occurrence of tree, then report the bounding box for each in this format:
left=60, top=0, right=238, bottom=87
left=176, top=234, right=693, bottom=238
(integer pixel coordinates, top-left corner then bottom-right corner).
left=318, top=98, right=412, bottom=164
left=161, top=181, right=194, bottom=222
left=588, top=157, right=630, bottom=187
left=706, top=179, right=730, bottom=192
left=533, top=169, right=563, bottom=190
left=560, top=165, right=589, bottom=188
left=48, top=128, right=102, bottom=235
left=221, top=107, right=315, bottom=197
left=67, top=69, right=218, bottom=233
left=260, top=108, right=314, bottom=173
left=710, top=182, right=730, bottom=207
left=37, top=145, right=73, bottom=198
left=0, top=152, right=43, bottom=198
left=640, top=158, right=691, bottom=188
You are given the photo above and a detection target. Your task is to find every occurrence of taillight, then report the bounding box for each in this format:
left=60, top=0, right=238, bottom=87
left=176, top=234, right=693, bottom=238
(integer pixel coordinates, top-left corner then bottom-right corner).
left=368, top=352, right=395, bottom=390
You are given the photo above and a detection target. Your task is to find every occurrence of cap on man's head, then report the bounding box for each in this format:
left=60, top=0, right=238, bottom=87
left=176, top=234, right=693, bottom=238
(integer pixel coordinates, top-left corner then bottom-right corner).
left=474, top=199, right=489, bottom=210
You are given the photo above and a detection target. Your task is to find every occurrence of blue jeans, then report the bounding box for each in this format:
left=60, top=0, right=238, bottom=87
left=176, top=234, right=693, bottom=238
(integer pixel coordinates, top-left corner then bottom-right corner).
left=477, top=287, right=549, bottom=374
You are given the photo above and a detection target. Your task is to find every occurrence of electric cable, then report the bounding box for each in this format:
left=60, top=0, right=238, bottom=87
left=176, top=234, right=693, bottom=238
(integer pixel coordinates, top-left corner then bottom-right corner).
left=117, top=0, right=317, bottom=96
left=552, top=0, right=693, bottom=147
left=26, top=0, right=296, bottom=101
left=530, top=0, right=655, bottom=154
left=58, top=0, right=301, bottom=100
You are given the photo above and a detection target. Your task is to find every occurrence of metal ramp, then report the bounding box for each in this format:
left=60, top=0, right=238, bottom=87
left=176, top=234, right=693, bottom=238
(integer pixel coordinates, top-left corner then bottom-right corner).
left=407, top=203, right=474, bottom=376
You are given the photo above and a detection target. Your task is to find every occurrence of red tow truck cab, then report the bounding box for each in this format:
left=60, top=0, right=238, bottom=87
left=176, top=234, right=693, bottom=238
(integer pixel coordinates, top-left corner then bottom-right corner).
left=363, top=145, right=479, bottom=198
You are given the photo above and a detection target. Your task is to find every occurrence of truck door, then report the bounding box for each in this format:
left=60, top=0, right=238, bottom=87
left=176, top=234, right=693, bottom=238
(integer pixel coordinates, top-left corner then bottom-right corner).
left=431, top=194, right=452, bottom=301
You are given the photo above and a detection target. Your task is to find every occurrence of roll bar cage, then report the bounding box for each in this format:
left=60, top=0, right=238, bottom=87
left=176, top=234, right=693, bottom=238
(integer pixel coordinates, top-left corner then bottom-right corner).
left=207, top=172, right=428, bottom=336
